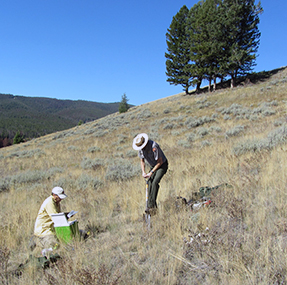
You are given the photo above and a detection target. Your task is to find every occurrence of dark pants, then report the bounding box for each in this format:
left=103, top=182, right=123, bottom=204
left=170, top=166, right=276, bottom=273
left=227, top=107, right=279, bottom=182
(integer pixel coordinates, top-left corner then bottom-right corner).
left=148, top=161, right=168, bottom=208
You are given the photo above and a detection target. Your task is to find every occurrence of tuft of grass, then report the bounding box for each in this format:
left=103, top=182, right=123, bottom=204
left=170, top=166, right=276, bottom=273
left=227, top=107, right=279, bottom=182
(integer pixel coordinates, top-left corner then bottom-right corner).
left=233, top=124, right=287, bottom=155
left=81, top=157, right=105, bottom=170
left=225, top=125, right=245, bottom=137
left=105, top=159, right=140, bottom=181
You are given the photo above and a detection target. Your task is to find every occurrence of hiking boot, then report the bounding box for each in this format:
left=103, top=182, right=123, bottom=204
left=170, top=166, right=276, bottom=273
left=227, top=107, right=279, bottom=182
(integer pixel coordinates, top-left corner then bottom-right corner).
left=149, top=208, right=157, bottom=216
left=145, top=208, right=150, bottom=214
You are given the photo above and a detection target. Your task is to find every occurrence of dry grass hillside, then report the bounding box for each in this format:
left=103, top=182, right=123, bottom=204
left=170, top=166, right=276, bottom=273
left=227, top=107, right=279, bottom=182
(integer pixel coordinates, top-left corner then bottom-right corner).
left=1, top=67, right=287, bottom=284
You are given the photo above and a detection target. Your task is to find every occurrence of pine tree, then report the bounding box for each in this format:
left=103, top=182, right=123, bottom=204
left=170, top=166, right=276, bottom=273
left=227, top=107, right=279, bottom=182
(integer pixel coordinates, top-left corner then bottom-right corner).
left=188, top=0, right=222, bottom=92
left=202, top=0, right=225, bottom=91
left=220, top=0, right=262, bottom=88
left=186, top=2, right=205, bottom=92
left=119, top=93, right=129, bottom=113
left=13, top=131, right=24, bottom=144
left=165, top=5, right=192, bottom=94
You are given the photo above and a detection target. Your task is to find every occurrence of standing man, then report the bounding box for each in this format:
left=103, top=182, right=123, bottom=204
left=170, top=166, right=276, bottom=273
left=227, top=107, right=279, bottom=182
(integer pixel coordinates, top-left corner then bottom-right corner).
left=133, top=133, right=168, bottom=215
left=30, top=186, right=67, bottom=254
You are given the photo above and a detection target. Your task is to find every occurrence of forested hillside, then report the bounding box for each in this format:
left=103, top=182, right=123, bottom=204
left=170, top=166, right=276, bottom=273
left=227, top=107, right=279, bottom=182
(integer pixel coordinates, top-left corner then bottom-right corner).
left=0, top=93, right=120, bottom=147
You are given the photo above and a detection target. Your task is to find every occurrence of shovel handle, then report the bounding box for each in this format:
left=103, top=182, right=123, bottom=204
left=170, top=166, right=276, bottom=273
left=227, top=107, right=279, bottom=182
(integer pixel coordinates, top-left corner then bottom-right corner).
left=145, top=179, right=149, bottom=206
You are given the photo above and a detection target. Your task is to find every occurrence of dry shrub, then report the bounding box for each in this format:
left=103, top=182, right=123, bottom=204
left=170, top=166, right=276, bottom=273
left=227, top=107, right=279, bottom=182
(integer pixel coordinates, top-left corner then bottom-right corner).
left=0, top=245, right=10, bottom=284
left=43, top=257, right=121, bottom=285
left=181, top=185, right=251, bottom=283
left=180, top=174, right=287, bottom=284
left=210, top=184, right=245, bottom=219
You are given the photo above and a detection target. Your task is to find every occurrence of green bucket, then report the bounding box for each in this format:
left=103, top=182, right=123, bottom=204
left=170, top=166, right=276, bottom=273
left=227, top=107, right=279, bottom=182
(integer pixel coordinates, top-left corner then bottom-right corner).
left=55, top=221, right=80, bottom=243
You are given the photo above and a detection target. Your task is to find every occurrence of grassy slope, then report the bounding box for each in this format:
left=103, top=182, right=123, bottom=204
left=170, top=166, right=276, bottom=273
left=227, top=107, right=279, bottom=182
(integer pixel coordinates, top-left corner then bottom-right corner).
left=0, top=67, right=287, bottom=284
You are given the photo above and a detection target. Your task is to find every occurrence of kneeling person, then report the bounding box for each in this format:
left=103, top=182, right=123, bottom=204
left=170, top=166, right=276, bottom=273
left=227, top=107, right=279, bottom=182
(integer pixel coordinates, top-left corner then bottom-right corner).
left=31, top=187, right=67, bottom=254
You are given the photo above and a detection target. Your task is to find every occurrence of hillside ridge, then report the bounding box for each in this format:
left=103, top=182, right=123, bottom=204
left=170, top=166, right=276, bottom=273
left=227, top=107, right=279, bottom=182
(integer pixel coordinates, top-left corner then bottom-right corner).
left=0, top=93, right=121, bottom=146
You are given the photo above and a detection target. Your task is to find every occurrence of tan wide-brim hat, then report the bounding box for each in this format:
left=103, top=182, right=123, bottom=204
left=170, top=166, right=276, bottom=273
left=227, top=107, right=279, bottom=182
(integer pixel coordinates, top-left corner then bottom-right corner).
left=133, top=133, right=149, bottom=150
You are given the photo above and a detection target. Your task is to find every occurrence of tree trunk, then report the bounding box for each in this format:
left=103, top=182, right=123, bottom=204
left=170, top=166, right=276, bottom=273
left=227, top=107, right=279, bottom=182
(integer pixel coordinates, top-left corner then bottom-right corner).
left=230, top=76, right=234, bottom=88
left=195, top=77, right=202, bottom=93
left=213, top=75, right=217, bottom=91
left=230, top=71, right=237, bottom=88
left=208, top=78, right=212, bottom=92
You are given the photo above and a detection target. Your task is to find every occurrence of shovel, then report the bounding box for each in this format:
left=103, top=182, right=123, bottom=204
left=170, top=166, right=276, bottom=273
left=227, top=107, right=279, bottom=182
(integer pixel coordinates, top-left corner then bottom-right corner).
left=144, top=179, right=151, bottom=229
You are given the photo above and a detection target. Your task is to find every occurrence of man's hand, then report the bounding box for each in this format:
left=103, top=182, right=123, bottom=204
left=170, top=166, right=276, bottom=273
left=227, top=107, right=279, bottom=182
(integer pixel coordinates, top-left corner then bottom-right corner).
left=143, top=172, right=152, bottom=179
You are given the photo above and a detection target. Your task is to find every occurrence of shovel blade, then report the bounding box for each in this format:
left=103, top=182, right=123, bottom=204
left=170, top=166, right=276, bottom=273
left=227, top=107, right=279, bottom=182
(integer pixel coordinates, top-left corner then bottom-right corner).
left=143, top=213, right=151, bottom=228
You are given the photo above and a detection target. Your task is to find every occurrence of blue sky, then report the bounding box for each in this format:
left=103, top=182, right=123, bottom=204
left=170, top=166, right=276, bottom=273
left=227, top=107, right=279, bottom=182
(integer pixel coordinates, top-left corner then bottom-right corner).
left=0, top=0, right=286, bottom=106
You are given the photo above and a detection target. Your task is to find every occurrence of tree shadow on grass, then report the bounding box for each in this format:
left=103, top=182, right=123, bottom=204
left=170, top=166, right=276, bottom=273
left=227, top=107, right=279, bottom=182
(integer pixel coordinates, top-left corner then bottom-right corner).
left=186, top=66, right=287, bottom=95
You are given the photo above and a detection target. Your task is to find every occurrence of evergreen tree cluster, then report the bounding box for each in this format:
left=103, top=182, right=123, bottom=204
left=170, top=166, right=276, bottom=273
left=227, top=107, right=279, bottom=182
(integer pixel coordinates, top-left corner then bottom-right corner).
left=165, top=0, right=263, bottom=94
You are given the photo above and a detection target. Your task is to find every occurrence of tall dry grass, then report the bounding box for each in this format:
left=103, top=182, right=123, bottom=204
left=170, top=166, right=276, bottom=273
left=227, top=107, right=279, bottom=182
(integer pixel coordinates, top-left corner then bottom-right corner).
left=1, top=67, right=287, bottom=284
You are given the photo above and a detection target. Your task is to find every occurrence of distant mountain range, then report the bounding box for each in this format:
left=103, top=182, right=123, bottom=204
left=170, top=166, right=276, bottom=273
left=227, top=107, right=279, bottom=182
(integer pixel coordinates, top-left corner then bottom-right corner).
left=0, top=93, right=121, bottom=147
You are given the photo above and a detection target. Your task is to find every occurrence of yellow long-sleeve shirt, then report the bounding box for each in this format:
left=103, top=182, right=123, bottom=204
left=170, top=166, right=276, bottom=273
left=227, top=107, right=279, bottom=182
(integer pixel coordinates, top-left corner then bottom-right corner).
left=34, top=195, right=61, bottom=237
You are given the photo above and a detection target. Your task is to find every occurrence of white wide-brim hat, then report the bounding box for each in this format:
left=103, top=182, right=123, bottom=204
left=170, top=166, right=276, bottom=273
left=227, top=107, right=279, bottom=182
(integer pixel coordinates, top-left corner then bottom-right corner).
left=133, top=133, right=149, bottom=150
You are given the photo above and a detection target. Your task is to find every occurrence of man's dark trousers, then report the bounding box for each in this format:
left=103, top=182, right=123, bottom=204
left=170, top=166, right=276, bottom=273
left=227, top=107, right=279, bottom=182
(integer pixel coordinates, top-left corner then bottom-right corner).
left=148, top=161, right=168, bottom=209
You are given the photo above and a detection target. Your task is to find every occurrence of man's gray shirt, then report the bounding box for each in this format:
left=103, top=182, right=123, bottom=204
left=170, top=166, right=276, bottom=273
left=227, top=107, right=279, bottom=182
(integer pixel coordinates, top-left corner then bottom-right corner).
left=138, top=140, right=167, bottom=167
